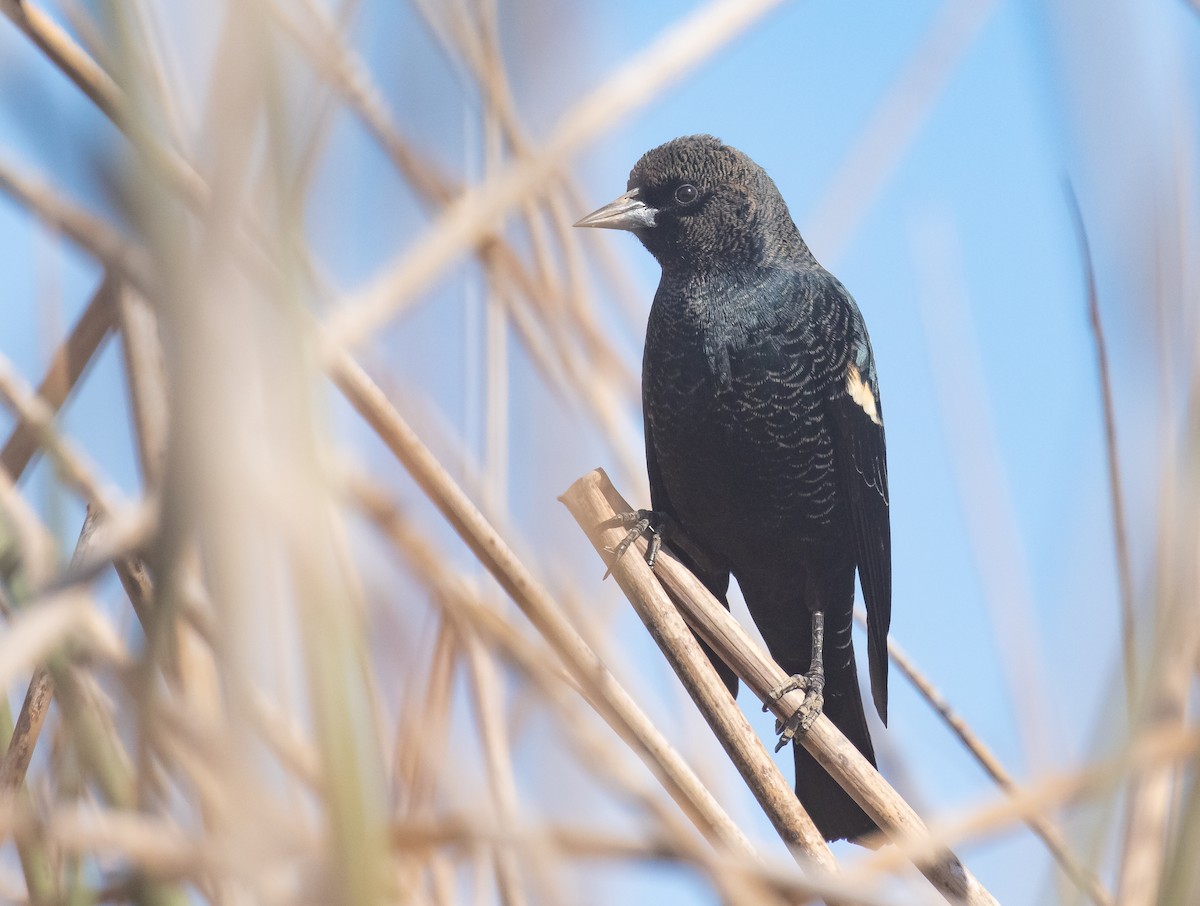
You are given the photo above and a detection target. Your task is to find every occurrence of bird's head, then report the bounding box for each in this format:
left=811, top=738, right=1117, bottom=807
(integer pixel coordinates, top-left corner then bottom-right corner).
left=575, top=135, right=805, bottom=270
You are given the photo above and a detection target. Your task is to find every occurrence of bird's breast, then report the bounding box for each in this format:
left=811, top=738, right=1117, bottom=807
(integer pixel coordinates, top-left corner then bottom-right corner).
left=642, top=301, right=847, bottom=565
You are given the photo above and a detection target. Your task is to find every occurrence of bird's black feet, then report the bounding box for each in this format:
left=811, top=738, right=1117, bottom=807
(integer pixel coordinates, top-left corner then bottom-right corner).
left=600, top=509, right=666, bottom=576
left=763, top=668, right=826, bottom=753
left=599, top=509, right=720, bottom=579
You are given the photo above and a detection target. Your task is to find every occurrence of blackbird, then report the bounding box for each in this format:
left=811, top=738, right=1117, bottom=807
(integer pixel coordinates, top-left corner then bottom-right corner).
left=576, top=134, right=890, bottom=842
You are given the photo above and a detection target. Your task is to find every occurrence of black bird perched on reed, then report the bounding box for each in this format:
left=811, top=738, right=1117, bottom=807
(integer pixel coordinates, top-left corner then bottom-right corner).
left=576, top=135, right=891, bottom=843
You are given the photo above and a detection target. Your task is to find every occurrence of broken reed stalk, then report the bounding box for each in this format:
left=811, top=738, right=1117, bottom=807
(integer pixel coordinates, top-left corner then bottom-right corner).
left=557, top=480, right=841, bottom=878
left=563, top=468, right=1000, bottom=906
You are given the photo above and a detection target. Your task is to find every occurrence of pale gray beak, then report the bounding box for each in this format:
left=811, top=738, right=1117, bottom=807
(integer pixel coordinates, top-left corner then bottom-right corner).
left=574, top=188, right=657, bottom=231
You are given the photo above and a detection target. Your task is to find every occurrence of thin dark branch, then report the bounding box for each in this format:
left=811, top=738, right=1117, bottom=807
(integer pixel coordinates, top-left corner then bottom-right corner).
left=1065, top=182, right=1136, bottom=712
left=0, top=274, right=118, bottom=481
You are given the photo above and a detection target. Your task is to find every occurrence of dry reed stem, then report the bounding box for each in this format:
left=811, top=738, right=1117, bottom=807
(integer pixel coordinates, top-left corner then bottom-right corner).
left=0, top=0, right=119, bottom=120
left=0, top=275, right=118, bottom=481
left=116, top=0, right=194, bottom=155
left=115, top=283, right=170, bottom=488
left=862, top=611, right=1113, bottom=906
left=559, top=476, right=843, bottom=877
left=565, top=468, right=1000, bottom=906
left=0, top=1, right=209, bottom=213
left=1110, top=303, right=1200, bottom=903
left=0, top=351, right=126, bottom=523
left=114, top=272, right=224, bottom=811
left=391, top=617, right=459, bottom=818
left=1115, top=624, right=1197, bottom=903
left=462, top=627, right=528, bottom=906
left=0, top=503, right=167, bottom=901
left=0, top=666, right=53, bottom=795
left=0, top=507, right=110, bottom=800
left=2, top=1, right=280, bottom=300
left=0, top=159, right=156, bottom=296
left=0, top=579, right=144, bottom=905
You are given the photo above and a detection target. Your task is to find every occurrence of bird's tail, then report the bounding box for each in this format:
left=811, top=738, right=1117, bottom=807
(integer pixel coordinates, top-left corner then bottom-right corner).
left=792, top=672, right=878, bottom=843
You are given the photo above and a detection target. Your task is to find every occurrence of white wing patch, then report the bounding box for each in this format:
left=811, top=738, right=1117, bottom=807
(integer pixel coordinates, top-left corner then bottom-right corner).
left=847, top=365, right=882, bottom=425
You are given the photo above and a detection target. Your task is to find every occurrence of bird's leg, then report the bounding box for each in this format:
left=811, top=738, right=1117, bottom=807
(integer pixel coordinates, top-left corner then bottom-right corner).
left=764, top=610, right=826, bottom=752
left=599, top=509, right=714, bottom=576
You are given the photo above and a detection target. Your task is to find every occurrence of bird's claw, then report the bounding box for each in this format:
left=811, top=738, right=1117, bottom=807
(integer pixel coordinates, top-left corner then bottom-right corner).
left=600, top=509, right=662, bottom=578
left=766, top=671, right=826, bottom=752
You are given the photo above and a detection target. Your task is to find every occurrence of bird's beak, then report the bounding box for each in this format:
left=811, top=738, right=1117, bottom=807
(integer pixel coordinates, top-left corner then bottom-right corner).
left=574, top=188, right=657, bottom=231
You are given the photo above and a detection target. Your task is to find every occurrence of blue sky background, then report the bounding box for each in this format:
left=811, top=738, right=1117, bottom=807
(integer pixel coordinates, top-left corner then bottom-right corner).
left=0, top=1, right=1198, bottom=903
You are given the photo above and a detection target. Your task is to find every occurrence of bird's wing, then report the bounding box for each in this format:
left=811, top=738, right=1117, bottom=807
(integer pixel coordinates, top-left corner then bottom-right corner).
left=827, top=323, right=891, bottom=725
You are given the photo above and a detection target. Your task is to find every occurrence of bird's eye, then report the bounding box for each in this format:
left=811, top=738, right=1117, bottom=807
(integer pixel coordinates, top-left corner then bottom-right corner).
left=674, top=184, right=699, bottom=205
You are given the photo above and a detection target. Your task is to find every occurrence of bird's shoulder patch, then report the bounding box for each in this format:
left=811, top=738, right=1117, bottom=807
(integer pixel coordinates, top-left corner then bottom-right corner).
left=846, top=364, right=881, bottom=426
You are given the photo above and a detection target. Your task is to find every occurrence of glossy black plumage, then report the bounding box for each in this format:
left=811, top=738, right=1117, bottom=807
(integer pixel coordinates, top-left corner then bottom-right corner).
left=578, top=135, right=891, bottom=842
